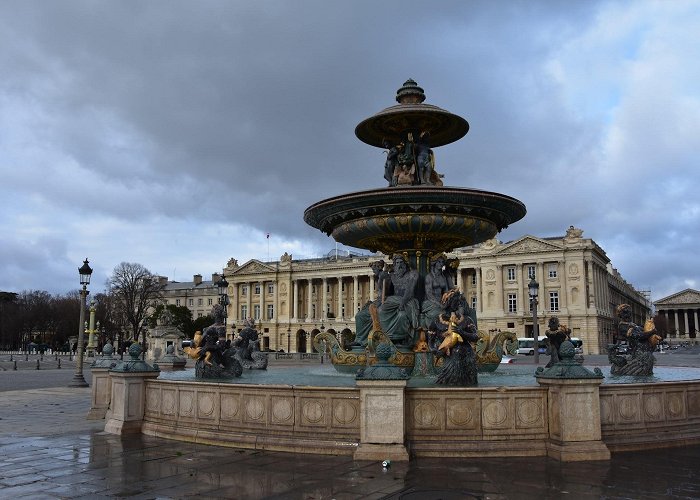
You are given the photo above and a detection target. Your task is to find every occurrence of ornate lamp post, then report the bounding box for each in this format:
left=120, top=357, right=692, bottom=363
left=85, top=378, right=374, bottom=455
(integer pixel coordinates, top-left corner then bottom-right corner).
left=528, top=277, right=540, bottom=365
left=216, top=275, right=229, bottom=336
left=70, top=258, right=92, bottom=387
left=287, top=326, right=291, bottom=353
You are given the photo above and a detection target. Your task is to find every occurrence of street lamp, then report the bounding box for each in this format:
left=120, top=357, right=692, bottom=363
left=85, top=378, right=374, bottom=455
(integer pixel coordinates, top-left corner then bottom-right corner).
left=216, top=275, right=229, bottom=327
left=287, top=326, right=291, bottom=353
left=528, top=277, right=540, bottom=365
left=70, top=258, right=92, bottom=387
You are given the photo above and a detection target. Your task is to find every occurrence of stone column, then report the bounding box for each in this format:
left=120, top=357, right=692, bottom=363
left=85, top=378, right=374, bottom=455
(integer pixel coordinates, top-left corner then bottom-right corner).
left=684, top=310, right=690, bottom=335
left=353, top=380, right=409, bottom=461
left=675, top=310, right=680, bottom=336
left=104, top=344, right=160, bottom=435
left=322, top=278, right=328, bottom=319
left=307, top=279, right=313, bottom=320
left=477, top=267, right=483, bottom=314
left=246, top=283, right=252, bottom=319
left=293, top=280, right=299, bottom=320
left=337, top=276, right=343, bottom=318
left=695, top=310, right=699, bottom=335
left=352, top=276, right=359, bottom=320
left=259, top=281, right=265, bottom=321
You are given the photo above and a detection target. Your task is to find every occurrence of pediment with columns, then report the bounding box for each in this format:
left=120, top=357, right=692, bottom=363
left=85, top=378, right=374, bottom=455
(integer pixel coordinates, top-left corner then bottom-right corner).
left=493, top=236, right=563, bottom=256
left=230, top=259, right=276, bottom=276
left=654, top=289, right=700, bottom=307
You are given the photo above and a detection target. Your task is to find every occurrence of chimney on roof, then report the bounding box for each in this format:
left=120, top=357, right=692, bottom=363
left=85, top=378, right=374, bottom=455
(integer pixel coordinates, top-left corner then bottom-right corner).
left=212, top=273, right=220, bottom=283
left=193, top=274, right=202, bottom=285
left=158, top=276, right=168, bottom=286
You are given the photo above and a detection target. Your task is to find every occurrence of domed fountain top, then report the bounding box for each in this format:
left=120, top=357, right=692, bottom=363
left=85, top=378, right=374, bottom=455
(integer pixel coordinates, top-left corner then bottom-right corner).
left=355, top=79, right=469, bottom=148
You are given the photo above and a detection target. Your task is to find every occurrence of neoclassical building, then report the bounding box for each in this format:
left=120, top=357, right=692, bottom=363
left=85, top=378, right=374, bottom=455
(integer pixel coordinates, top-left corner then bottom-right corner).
left=160, top=273, right=222, bottom=320
left=654, top=289, right=700, bottom=338
left=219, top=226, right=650, bottom=355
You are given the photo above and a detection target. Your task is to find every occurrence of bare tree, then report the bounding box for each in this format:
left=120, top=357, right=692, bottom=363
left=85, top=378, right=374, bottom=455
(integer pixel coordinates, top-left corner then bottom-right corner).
left=108, top=262, right=165, bottom=355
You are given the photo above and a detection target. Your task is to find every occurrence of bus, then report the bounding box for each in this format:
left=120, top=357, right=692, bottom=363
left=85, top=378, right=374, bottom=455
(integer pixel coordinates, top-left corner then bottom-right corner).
left=517, top=336, right=547, bottom=355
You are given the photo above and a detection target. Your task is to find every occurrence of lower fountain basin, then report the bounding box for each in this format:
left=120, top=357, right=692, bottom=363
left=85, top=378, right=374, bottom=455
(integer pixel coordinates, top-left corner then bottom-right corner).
left=303, top=186, right=526, bottom=254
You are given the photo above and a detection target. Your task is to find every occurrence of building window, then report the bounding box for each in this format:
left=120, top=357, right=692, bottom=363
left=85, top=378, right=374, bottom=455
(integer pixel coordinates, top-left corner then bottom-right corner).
left=198, top=298, right=203, bottom=306
left=188, top=298, right=194, bottom=306
left=527, top=265, right=536, bottom=280
left=254, top=305, right=261, bottom=320
left=549, top=291, right=559, bottom=312
left=507, top=293, right=517, bottom=313
left=326, top=283, right=330, bottom=293
left=312, top=284, right=317, bottom=293
left=255, top=283, right=261, bottom=294
left=207, top=298, right=213, bottom=306
left=471, top=273, right=477, bottom=285
left=175, top=299, right=181, bottom=306
left=197, top=313, right=203, bottom=318
left=471, top=296, right=477, bottom=309
left=507, top=267, right=516, bottom=281
left=241, top=305, right=247, bottom=319
left=312, top=304, right=316, bottom=317
left=267, top=304, right=274, bottom=320
left=507, top=322, right=515, bottom=329
left=548, top=263, right=558, bottom=278
left=267, top=283, right=274, bottom=294
left=241, top=285, right=248, bottom=296
left=342, top=303, right=346, bottom=317
left=342, top=282, right=345, bottom=291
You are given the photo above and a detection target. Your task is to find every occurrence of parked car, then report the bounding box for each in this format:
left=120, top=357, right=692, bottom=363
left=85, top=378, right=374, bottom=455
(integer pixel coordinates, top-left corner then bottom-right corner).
left=500, top=355, right=515, bottom=364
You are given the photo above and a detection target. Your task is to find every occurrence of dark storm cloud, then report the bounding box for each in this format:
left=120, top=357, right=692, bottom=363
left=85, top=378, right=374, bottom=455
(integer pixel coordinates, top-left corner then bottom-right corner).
left=1, top=0, right=698, bottom=299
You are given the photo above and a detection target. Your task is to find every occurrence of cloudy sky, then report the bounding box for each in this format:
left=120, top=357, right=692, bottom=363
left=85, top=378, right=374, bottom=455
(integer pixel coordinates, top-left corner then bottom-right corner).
left=1, top=0, right=699, bottom=302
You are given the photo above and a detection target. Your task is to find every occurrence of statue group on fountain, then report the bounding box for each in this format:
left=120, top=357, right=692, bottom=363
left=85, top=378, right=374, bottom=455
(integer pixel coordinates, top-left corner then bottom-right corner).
left=383, top=131, right=443, bottom=187
left=184, top=304, right=268, bottom=378
left=351, top=252, right=481, bottom=385
left=608, top=303, right=661, bottom=376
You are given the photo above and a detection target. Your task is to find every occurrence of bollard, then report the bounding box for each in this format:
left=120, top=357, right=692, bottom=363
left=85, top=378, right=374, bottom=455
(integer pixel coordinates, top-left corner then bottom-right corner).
left=13, top=360, right=17, bottom=370
left=55, top=353, right=58, bottom=361
left=40, top=354, right=43, bottom=361
left=9, top=354, right=12, bottom=361
left=37, top=359, right=40, bottom=370
left=58, top=358, right=61, bottom=369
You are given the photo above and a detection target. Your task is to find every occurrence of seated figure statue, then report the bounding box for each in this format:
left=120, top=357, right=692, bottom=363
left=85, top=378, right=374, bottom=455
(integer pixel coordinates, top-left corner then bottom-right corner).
left=378, top=253, right=419, bottom=346
left=544, top=316, right=570, bottom=368
left=353, top=260, right=387, bottom=347
left=421, top=253, right=453, bottom=330
left=608, top=304, right=662, bottom=376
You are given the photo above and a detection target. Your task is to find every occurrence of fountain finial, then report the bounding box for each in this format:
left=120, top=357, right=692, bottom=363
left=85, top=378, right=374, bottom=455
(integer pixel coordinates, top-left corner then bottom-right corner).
left=396, top=79, right=426, bottom=104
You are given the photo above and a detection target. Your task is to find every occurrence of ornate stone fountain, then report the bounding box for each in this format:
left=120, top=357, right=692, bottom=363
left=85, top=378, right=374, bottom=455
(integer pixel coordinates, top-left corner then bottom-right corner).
left=304, top=80, right=526, bottom=379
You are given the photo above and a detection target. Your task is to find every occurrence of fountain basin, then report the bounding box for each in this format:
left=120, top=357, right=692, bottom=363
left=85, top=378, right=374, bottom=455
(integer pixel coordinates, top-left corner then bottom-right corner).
left=142, top=365, right=700, bottom=458
left=303, top=186, right=526, bottom=255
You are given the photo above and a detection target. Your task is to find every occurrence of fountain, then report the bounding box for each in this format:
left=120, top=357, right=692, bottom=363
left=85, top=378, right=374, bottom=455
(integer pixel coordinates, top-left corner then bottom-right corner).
left=102, top=81, right=700, bottom=462
left=304, top=79, right=526, bottom=379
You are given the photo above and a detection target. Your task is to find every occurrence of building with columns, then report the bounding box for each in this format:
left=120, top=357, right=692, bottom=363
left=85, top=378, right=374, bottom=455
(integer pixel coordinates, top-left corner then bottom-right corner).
left=220, top=226, right=650, bottom=355
left=654, top=289, right=700, bottom=338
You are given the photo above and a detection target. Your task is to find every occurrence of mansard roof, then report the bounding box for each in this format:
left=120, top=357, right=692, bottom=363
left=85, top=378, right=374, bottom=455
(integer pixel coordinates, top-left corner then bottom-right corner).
left=654, top=289, right=700, bottom=307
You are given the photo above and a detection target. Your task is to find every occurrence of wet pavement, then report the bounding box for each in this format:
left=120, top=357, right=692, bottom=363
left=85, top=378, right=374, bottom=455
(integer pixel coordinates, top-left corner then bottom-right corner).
left=1, top=354, right=700, bottom=499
